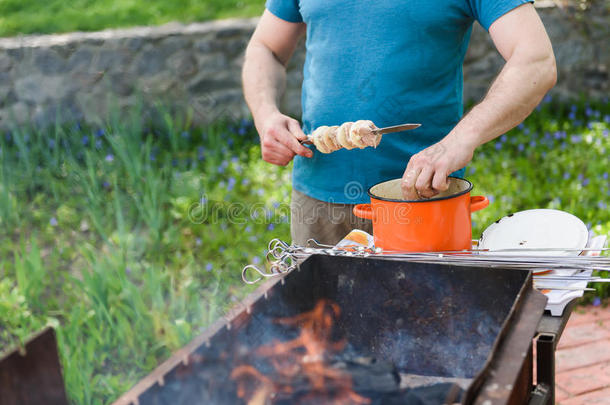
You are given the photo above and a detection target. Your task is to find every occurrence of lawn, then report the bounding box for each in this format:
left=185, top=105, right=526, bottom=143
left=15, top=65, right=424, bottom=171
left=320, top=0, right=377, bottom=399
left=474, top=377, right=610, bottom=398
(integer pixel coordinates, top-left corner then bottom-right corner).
left=0, top=97, right=608, bottom=404
left=0, top=0, right=266, bottom=37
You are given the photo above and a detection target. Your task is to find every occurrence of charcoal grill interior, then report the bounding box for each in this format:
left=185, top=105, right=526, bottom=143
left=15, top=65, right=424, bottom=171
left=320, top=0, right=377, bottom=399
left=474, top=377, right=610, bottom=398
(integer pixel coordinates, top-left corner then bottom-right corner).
left=130, top=255, right=535, bottom=405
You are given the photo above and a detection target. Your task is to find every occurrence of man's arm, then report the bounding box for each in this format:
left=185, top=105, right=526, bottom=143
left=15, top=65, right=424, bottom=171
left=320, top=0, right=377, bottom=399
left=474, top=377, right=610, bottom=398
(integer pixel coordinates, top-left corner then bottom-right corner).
left=402, top=3, right=556, bottom=199
left=242, top=10, right=312, bottom=166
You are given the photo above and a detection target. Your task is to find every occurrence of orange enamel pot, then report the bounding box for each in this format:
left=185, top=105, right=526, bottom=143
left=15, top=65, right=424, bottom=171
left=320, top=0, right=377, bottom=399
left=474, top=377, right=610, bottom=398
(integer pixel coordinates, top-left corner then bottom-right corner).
left=353, top=177, right=489, bottom=251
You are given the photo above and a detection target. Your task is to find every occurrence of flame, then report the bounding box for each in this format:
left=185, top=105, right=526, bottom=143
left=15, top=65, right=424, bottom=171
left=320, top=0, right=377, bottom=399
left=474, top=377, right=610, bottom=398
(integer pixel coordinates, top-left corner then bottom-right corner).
left=232, top=299, right=370, bottom=405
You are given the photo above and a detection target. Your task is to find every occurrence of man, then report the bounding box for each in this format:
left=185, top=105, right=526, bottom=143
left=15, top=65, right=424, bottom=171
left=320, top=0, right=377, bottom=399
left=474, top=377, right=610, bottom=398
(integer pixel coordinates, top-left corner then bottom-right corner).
left=242, top=0, right=556, bottom=245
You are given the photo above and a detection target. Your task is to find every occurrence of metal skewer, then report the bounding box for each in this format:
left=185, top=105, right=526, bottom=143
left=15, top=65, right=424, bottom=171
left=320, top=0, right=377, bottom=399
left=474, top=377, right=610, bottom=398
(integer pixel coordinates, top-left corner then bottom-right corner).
left=241, top=238, right=609, bottom=284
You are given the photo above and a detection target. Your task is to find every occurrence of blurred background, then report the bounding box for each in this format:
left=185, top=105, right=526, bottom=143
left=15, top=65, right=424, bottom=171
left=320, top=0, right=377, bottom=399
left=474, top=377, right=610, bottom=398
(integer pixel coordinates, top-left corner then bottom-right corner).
left=0, top=0, right=608, bottom=403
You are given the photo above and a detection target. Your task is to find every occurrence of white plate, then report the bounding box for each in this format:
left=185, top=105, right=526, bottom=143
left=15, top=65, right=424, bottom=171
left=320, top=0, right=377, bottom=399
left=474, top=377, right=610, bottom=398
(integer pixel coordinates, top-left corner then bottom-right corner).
left=479, top=209, right=589, bottom=257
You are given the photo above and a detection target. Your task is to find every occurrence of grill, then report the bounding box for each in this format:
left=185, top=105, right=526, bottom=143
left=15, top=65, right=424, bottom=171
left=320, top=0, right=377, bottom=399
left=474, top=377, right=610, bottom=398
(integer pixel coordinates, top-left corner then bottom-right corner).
left=114, top=254, right=551, bottom=405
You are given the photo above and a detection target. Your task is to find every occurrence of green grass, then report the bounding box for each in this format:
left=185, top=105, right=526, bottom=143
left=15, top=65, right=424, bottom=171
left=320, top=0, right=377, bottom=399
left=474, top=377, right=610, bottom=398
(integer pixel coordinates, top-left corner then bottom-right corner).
left=0, top=97, right=608, bottom=403
left=0, top=105, right=288, bottom=403
left=0, top=0, right=266, bottom=37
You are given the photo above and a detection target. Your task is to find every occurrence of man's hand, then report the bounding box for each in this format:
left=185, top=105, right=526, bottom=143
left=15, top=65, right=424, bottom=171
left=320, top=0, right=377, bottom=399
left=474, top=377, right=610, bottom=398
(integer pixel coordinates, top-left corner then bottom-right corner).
left=401, top=135, right=475, bottom=199
left=402, top=3, right=556, bottom=200
left=258, top=111, right=313, bottom=166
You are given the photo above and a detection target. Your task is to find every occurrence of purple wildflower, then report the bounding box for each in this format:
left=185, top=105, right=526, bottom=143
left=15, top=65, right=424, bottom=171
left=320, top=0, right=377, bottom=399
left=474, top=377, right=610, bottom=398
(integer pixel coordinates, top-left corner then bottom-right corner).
left=582, top=178, right=590, bottom=187
left=105, top=154, right=114, bottom=162
left=592, top=297, right=601, bottom=307
left=563, top=172, right=570, bottom=180
left=518, top=144, right=525, bottom=152
left=267, top=223, right=275, bottom=231
left=241, top=178, right=250, bottom=186
left=495, top=142, right=502, bottom=150
left=48, top=139, right=55, bottom=149
left=95, top=139, right=102, bottom=149
left=82, top=136, right=89, bottom=146
left=571, top=135, right=582, bottom=143
left=227, top=177, right=236, bottom=191
left=195, top=238, right=202, bottom=246
left=500, top=134, right=508, bottom=142
left=252, top=256, right=260, bottom=264
left=50, top=217, right=58, bottom=226
left=95, top=129, right=105, bottom=138
left=206, top=263, right=213, bottom=272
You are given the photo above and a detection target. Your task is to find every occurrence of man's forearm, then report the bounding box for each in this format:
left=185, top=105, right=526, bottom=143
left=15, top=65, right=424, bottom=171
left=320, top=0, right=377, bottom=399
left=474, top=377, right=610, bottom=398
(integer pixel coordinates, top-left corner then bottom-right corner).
left=242, top=42, right=287, bottom=124
left=447, top=50, right=557, bottom=150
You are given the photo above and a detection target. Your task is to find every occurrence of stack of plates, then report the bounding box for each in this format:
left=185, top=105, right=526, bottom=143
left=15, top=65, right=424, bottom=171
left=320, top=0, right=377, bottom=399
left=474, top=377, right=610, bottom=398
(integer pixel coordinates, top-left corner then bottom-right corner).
left=478, top=209, right=602, bottom=316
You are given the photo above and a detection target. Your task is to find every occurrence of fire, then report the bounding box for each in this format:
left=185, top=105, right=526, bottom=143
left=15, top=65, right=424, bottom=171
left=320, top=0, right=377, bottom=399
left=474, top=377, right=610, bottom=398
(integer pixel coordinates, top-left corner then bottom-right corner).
left=231, top=299, right=370, bottom=405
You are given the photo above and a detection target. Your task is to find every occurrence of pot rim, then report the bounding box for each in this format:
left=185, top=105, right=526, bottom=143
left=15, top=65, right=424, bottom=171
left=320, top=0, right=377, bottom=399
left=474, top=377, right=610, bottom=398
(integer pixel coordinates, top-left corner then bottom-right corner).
left=367, top=176, right=474, bottom=203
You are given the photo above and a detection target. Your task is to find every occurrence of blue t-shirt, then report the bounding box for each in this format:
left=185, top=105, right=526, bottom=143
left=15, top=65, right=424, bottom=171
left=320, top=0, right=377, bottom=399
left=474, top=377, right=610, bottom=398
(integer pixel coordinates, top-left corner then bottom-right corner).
left=266, top=0, right=531, bottom=204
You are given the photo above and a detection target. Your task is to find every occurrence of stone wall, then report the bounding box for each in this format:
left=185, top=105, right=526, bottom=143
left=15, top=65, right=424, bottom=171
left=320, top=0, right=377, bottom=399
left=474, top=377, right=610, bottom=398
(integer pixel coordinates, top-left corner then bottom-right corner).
left=0, top=2, right=607, bottom=129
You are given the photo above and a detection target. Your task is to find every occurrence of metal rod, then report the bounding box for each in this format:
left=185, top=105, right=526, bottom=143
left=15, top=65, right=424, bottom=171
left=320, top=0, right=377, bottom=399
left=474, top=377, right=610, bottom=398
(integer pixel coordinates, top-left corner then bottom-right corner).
left=242, top=238, right=609, bottom=284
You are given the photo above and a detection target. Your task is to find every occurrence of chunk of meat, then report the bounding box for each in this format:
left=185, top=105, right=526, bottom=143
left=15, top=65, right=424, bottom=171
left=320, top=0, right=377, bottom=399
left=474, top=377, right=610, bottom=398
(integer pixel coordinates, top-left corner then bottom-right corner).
left=349, top=120, right=381, bottom=148
left=311, top=126, right=332, bottom=153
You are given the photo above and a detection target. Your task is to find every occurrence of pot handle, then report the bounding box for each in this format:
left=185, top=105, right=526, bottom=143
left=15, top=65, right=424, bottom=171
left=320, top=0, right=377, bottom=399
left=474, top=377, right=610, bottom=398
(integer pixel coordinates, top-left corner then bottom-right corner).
left=470, top=196, right=490, bottom=212
left=353, top=204, right=373, bottom=220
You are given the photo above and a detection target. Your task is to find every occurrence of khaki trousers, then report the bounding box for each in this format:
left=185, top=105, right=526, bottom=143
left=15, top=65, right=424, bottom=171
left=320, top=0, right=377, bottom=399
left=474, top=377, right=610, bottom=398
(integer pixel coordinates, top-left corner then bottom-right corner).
left=290, top=188, right=373, bottom=246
